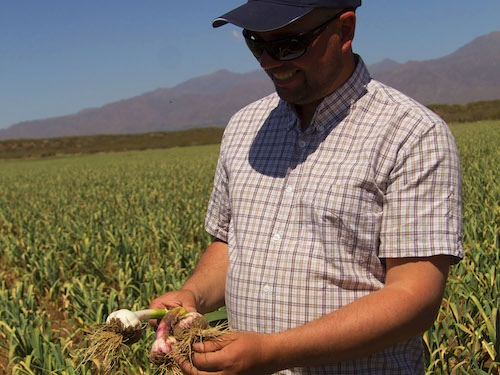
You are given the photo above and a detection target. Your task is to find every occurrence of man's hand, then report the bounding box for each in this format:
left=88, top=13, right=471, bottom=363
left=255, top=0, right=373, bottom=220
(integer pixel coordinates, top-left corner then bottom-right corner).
left=178, top=331, right=281, bottom=375
left=148, top=289, right=197, bottom=327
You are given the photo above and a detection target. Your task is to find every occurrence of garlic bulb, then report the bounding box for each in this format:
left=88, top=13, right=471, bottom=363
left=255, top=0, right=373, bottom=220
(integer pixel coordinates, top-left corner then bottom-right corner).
left=106, top=309, right=141, bottom=329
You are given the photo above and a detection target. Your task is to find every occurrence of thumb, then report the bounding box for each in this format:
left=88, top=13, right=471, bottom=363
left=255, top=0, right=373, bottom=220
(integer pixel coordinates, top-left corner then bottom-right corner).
left=184, top=304, right=198, bottom=313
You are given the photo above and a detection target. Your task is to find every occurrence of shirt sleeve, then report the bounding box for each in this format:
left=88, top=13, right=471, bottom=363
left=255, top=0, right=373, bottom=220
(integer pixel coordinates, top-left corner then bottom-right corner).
left=379, top=119, right=463, bottom=264
left=205, top=138, right=231, bottom=243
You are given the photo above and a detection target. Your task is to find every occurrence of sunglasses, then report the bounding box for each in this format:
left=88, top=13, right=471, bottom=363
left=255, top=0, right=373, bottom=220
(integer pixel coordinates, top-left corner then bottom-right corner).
left=242, top=9, right=350, bottom=62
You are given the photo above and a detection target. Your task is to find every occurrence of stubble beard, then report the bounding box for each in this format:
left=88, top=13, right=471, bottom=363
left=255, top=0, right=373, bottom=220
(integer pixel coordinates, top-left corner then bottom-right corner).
left=269, top=57, right=345, bottom=107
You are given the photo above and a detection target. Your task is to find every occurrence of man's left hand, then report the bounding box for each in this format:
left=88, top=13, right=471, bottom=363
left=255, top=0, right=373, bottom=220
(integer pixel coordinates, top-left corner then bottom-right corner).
left=177, top=331, right=280, bottom=375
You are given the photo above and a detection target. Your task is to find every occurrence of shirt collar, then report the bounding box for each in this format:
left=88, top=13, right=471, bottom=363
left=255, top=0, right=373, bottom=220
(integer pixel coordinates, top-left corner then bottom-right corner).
left=277, top=55, right=371, bottom=133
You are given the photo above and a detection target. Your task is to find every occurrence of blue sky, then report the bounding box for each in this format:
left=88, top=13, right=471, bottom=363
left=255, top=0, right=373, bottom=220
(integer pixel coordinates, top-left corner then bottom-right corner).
left=1, top=0, right=499, bottom=130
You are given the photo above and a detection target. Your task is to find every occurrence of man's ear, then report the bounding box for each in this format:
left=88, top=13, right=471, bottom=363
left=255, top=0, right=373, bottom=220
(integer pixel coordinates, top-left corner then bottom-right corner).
left=339, top=11, right=356, bottom=52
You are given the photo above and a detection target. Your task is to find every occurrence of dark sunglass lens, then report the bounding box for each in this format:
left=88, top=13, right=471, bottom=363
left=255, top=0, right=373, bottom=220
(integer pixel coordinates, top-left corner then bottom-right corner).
left=277, top=39, right=306, bottom=61
left=243, top=31, right=307, bottom=61
left=246, top=40, right=305, bottom=61
left=245, top=38, right=264, bottom=59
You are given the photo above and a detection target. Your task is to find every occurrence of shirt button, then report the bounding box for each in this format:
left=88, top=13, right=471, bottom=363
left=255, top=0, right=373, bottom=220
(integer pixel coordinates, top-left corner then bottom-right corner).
left=298, top=140, right=307, bottom=148
left=263, top=284, right=271, bottom=293
left=272, top=234, right=281, bottom=242
left=285, top=186, right=293, bottom=194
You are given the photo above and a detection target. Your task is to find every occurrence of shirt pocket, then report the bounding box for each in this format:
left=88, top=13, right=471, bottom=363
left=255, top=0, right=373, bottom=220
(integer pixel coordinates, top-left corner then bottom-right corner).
left=298, top=181, right=383, bottom=264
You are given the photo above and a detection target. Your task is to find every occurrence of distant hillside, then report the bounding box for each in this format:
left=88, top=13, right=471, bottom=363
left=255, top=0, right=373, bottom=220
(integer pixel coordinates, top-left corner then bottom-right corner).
left=372, top=31, right=500, bottom=104
left=2, top=100, right=498, bottom=160
left=1, top=31, right=499, bottom=141
left=0, top=70, right=274, bottom=141
left=367, top=59, right=402, bottom=76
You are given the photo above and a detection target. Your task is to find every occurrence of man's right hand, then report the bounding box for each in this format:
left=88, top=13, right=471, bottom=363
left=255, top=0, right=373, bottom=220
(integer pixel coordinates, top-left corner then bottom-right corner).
left=148, top=289, right=198, bottom=328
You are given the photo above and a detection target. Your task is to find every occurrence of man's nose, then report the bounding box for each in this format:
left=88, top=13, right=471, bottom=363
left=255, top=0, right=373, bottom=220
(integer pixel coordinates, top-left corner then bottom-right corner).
left=258, top=50, right=283, bottom=70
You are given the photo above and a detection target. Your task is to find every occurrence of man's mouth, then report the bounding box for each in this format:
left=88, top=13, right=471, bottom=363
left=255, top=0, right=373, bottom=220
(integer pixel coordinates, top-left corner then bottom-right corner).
left=272, top=71, right=296, bottom=81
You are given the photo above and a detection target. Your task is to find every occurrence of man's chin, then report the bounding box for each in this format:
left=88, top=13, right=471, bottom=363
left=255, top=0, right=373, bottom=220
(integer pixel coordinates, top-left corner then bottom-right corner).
left=274, top=89, right=316, bottom=107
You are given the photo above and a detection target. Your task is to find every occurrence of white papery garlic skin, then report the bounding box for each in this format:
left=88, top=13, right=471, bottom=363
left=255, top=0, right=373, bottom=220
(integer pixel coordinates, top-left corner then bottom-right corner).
left=106, top=309, right=141, bottom=329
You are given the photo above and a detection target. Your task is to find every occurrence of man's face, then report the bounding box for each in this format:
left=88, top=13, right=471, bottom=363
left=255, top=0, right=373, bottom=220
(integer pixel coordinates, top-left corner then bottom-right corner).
left=248, top=9, right=353, bottom=107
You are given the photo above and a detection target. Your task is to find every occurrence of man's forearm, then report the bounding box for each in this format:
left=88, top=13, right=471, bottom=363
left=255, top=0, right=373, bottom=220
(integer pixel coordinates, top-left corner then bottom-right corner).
left=181, top=240, right=228, bottom=314
left=265, top=256, right=450, bottom=370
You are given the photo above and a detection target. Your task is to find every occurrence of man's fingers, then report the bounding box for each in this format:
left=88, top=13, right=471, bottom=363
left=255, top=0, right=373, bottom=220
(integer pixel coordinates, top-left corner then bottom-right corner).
left=193, top=339, right=222, bottom=353
left=148, top=318, right=160, bottom=329
left=193, top=334, right=236, bottom=353
left=176, top=353, right=213, bottom=375
left=173, top=336, right=234, bottom=374
left=190, top=351, right=226, bottom=373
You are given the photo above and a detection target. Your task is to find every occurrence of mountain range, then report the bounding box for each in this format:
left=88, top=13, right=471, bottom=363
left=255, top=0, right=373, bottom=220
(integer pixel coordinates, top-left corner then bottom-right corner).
left=1, top=31, right=499, bottom=140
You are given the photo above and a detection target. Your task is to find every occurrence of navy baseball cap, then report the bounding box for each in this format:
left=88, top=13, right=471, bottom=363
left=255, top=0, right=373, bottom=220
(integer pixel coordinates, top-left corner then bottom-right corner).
left=212, top=0, right=361, bottom=32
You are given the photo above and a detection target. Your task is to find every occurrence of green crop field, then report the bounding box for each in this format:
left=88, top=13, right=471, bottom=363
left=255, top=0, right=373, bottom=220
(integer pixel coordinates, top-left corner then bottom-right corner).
left=0, top=121, right=499, bottom=374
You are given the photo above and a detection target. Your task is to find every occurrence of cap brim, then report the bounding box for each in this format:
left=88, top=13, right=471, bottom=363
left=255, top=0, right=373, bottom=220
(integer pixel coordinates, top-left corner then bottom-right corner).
left=212, top=2, right=313, bottom=32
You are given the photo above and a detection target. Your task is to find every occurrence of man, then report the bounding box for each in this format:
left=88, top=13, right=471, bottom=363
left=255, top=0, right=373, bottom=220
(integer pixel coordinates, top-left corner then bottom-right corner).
left=150, top=1, right=463, bottom=373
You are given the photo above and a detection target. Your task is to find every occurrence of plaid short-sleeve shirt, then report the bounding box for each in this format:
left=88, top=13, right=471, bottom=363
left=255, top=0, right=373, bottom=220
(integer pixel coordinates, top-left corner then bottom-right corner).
left=205, top=57, right=463, bottom=374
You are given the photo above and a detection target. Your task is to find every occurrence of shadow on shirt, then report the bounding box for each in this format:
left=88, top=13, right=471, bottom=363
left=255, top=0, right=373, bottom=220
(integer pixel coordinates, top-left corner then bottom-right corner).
left=248, top=102, right=349, bottom=178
